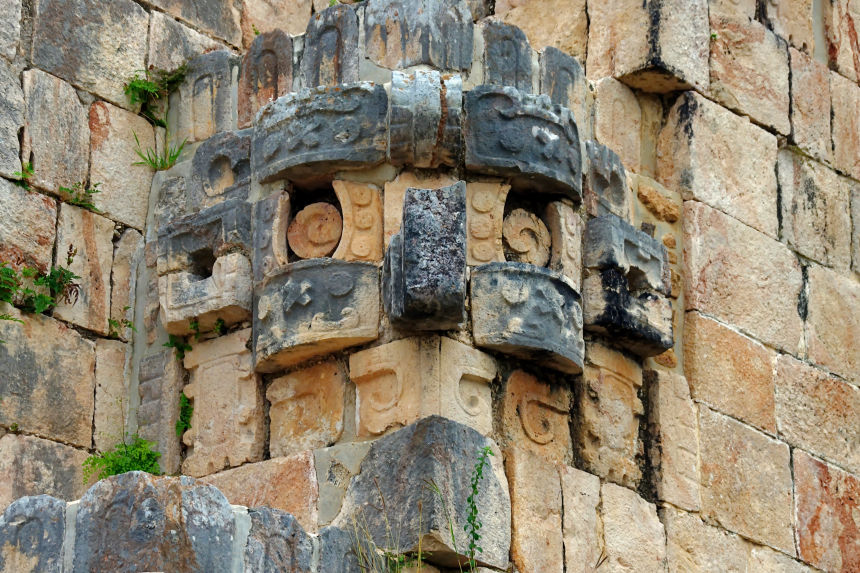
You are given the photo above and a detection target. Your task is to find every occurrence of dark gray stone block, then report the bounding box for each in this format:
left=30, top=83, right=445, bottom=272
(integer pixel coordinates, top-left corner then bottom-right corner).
left=0, top=58, right=23, bottom=180
left=471, top=262, right=584, bottom=374
left=188, top=129, right=251, bottom=210
left=252, top=190, right=290, bottom=286
left=540, top=46, right=586, bottom=108
left=482, top=20, right=534, bottom=93
left=152, top=164, right=190, bottom=230
left=239, top=30, right=293, bottom=128
left=384, top=182, right=467, bottom=330
left=252, top=83, right=388, bottom=185
left=0, top=495, right=65, bottom=573
left=301, top=4, right=359, bottom=88
left=244, top=508, right=313, bottom=573
left=464, top=85, right=582, bottom=199
left=584, top=141, right=629, bottom=218
left=318, top=526, right=365, bottom=573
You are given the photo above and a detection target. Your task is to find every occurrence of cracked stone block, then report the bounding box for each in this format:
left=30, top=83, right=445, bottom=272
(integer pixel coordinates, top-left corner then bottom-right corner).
left=252, top=190, right=290, bottom=285
left=318, top=526, right=366, bottom=573
left=0, top=179, right=56, bottom=272
left=789, top=47, right=832, bottom=163
left=333, top=416, right=511, bottom=570
left=823, top=0, right=860, bottom=82
left=499, top=0, right=587, bottom=63
left=465, top=85, right=582, bottom=199
left=830, top=71, right=860, bottom=181
left=0, top=495, right=65, bottom=573
left=764, top=0, right=813, bottom=52
left=593, top=77, right=641, bottom=173
left=544, top=201, right=583, bottom=288
left=31, top=0, right=148, bottom=107
left=21, top=69, right=89, bottom=195
left=465, top=181, right=510, bottom=266
left=389, top=70, right=462, bottom=169
left=662, top=505, right=749, bottom=573
left=145, top=0, right=241, bottom=46
left=243, top=507, right=314, bottom=573
left=350, top=336, right=496, bottom=437
left=254, top=259, right=380, bottom=372
left=561, top=465, right=602, bottom=573
left=253, top=83, right=387, bottom=185
left=94, top=339, right=128, bottom=452
left=587, top=0, right=709, bottom=92
left=137, top=350, right=183, bottom=474
left=188, top=129, right=251, bottom=211
left=601, top=483, right=666, bottom=573
left=151, top=162, right=191, bottom=232
left=806, top=264, right=860, bottom=384
left=238, top=31, right=293, bottom=129
left=241, top=0, right=311, bottom=45
left=481, top=20, right=535, bottom=93
left=110, top=228, right=142, bottom=342
left=314, top=442, right=371, bottom=526
left=0, top=434, right=89, bottom=509
left=73, top=472, right=235, bottom=572
left=301, top=4, right=359, bottom=88
left=0, top=58, right=23, bottom=180
left=0, top=0, right=20, bottom=61
left=539, top=47, right=592, bottom=140
left=148, top=11, right=225, bottom=72
left=331, top=180, right=384, bottom=263
left=268, top=360, right=345, bottom=458
left=384, top=182, right=467, bottom=331
left=584, top=141, right=629, bottom=219
left=854, top=186, right=860, bottom=274
left=364, top=0, right=473, bottom=71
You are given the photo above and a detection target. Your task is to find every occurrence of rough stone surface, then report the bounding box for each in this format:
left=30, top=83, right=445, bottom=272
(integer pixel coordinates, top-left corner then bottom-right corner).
left=0, top=434, right=89, bottom=509
left=658, top=92, right=779, bottom=238
left=499, top=0, right=587, bottom=63
left=0, top=306, right=95, bottom=447
left=593, top=78, right=641, bottom=173
left=601, top=482, right=666, bottom=573
left=145, top=0, right=241, bottom=46
left=252, top=189, right=290, bottom=285
left=662, top=505, right=750, bottom=573
left=109, top=228, right=142, bottom=342
left=0, top=495, right=65, bottom=573
left=698, top=406, right=795, bottom=555
left=635, top=176, right=680, bottom=223
left=0, top=179, right=56, bottom=272
left=244, top=507, right=314, bottom=573
left=806, top=263, right=860, bottom=383
left=539, top=47, right=591, bottom=140
left=238, top=31, right=293, bottom=129
left=0, top=0, right=20, bottom=62
left=384, top=172, right=458, bottom=248
left=464, top=181, right=508, bottom=266
left=560, top=465, right=602, bottom=573
left=314, top=442, right=371, bottom=526
left=584, top=141, right=629, bottom=219
left=317, top=526, right=365, bottom=573
left=748, top=546, right=818, bottom=573
left=137, top=350, right=183, bottom=474
left=683, top=201, right=803, bottom=354
left=301, top=4, right=359, bottom=87
left=764, top=0, right=813, bottom=52
left=830, top=71, right=860, bottom=181
left=545, top=200, right=583, bottom=287
left=789, top=47, right=832, bottom=163
left=481, top=20, right=534, bottom=93
left=331, top=180, right=384, bottom=263
left=93, top=339, right=127, bottom=451
left=241, top=0, right=311, bottom=46
left=148, top=11, right=225, bottom=72
left=0, top=58, right=23, bottom=179
left=188, top=129, right=251, bottom=210
left=854, top=186, right=860, bottom=274
left=823, top=0, right=860, bottom=82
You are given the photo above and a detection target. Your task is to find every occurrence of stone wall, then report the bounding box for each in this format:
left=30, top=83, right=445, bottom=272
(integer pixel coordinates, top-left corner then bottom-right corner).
left=0, top=0, right=858, bottom=572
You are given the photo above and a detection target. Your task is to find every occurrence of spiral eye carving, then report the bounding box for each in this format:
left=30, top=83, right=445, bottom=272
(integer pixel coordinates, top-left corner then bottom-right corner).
left=503, top=208, right=551, bottom=267
left=287, top=202, right=343, bottom=259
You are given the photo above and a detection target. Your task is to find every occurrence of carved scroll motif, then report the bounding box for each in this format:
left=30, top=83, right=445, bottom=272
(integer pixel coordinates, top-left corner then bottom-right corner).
left=502, top=208, right=551, bottom=267
left=332, top=180, right=384, bottom=262
left=466, top=182, right=510, bottom=265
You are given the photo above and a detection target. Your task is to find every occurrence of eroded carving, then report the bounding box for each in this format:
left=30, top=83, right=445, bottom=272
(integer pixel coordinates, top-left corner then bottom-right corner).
left=500, top=370, right=571, bottom=464
left=287, top=202, right=343, bottom=259
left=331, top=180, right=384, bottom=262
left=239, top=30, right=293, bottom=129
left=584, top=141, right=629, bottom=218
left=189, top=129, right=251, bottom=210
left=466, top=181, right=510, bottom=265
left=502, top=208, right=551, bottom=267
left=252, top=190, right=291, bottom=285
left=137, top=350, right=184, bottom=474
left=545, top=201, right=582, bottom=287
left=482, top=20, right=534, bottom=93
left=301, top=4, right=359, bottom=88
left=167, top=51, right=239, bottom=145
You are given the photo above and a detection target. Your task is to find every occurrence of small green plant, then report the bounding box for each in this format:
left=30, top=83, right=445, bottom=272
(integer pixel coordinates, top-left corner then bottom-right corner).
left=13, top=162, right=34, bottom=190
left=163, top=334, right=192, bottom=361
left=107, top=306, right=136, bottom=339
left=124, top=65, right=187, bottom=127
left=463, top=446, right=493, bottom=570
left=82, top=434, right=162, bottom=482
left=213, top=317, right=226, bottom=336
left=711, top=32, right=718, bottom=40
left=252, top=23, right=261, bottom=35
left=189, top=317, right=201, bottom=341
left=175, top=392, right=193, bottom=437
left=60, top=181, right=101, bottom=212
left=0, top=245, right=81, bottom=317
left=133, top=131, right=186, bottom=171
left=9, top=422, right=18, bottom=432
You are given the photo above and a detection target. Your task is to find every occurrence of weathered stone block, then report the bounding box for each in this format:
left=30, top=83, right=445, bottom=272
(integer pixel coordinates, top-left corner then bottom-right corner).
left=241, top=0, right=311, bottom=45
left=145, top=0, right=241, bottom=46
left=0, top=0, right=20, bottom=62
left=481, top=20, right=534, bottom=93
left=794, top=449, right=860, bottom=572
left=823, top=0, right=860, bottom=82
left=544, top=201, right=583, bottom=287
left=683, top=201, right=803, bottom=354
left=333, top=417, right=511, bottom=570
left=151, top=162, right=191, bottom=232
left=805, top=264, right=860, bottom=383
left=243, top=507, right=314, bottom=573
left=830, top=71, right=860, bottom=181
left=471, top=262, right=584, bottom=373
left=287, top=202, right=343, bottom=260
left=21, top=69, right=89, bottom=194
left=539, top=47, right=591, bottom=140
left=593, top=78, right=641, bottom=173
left=587, top=0, right=709, bottom=92
left=238, top=31, right=293, bottom=129
left=698, top=406, right=795, bottom=555
left=252, top=190, right=290, bottom=285
left=584, top=141, right=629, bottom=219
left=0, top=179, right=56, bottom=272
left=658, top=92, right=778, bottom=238
left=601, top=483, right=666, bottom=573
left=0, top=434, right=89, bottom=509
left=188, top=129, right=251, bottom=211
left=748, top=546, right=818, bottom=573
left=301, top=4, right=359, bottom=87
left=109, top=229, right=142, bottom=341
left=465, top=181, right=509, bottom=266
left=635, top=176, right=680, bottom=223
left=384, top=182, right=466, bottom=330
left=0, top=495, right=65, bottom=573
left=254, top=259, right=380, bottom=372
left=181, top=329, right=264, bottom=477
left=253, top=83, right=387, bottom=185
left=789, top=48, right=831, bottom=163
left=147, top=11, right=225, bottom=72
left=464, top=85, right=582, bottom=199
left=94, top=339, right=127, bottom=451
left=854, top=186, right=860, bottom=274
left=314, top=442, right=371, bottom=526
left=767, top=0, right=814, bottom=46
left=708, top=0, right=755, bottom=18
left=662, top=505, right=750, bottom=573
left=318, top=526, right=366, bottom=573
left=268, top=360, right=345, bottom=457
left=331, top=180, right=384, bottom=263
left=31, top=0, right=148, bottom=107
left=137, top=350, right=183, bottom=474
left=0, top=59, right=23, bottom=180
left=560, top=465, right=602, bottom=573
left=384, top=172, right=458, bottom=248
left=501, top=211, right=547, bottom=268
left=500, top=0, right=587, bottom=63
left=73, top=472, right=234, bottom=573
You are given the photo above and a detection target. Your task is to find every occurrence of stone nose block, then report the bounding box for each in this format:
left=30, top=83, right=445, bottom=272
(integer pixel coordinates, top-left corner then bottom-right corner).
left=301, top=3, right=359, bottom=88
left=238, top=30, right=293, bottom=129
left=584, top=140, right=629, bottom=219
left=384, top=182, right=467, bottom=331
left=188, top=129, right=252, bottom=210
left=470, top=262, right=584, bottom=374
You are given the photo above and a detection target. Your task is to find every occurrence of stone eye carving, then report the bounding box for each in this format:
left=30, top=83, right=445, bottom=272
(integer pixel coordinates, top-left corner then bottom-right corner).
left=503, top=208, right=551, bottom=267
left=287, top=202, right=343, bottom=259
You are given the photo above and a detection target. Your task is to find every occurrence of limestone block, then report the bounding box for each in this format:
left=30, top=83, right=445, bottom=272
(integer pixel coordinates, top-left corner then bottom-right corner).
left=243, top=507, right=314, bottom=573
left=384, top=172, right=457, bottom=248
left=109, top=228, right=142, bottom=342
left=788, top=48, right=831, bottom=163
left=384, top=182, right=467, bottom=330
left=188, top=129, right=251, bottom=211
left=499, top=370, right=570, bottom=465
left=31, top=0, right=148, bottom=107
left=708, top=0, right=755, bottom=19
left=587, top=0, right=709, bottom=92
left=539, top=47, right=592, bottom=140
left=94, top=339, right=127, bottom=451
left=683, top=312, right=775, bottom=433
left=252, top=190, right=290, bottom=285
left=584, top=141, right=629, bottom=219
left=544, top=201, right=582, bottom=287
left=775, top=355, right=860, bottom=474
left=331, top=180, right=384, bottom=263
left=314, top=442, right=371, bottom=525
left=635, top=176, right=680, bottom=224
left=560, top=465, right=602, bottom=573
left=0, top=179, right=56, bottom=272
left=593, top=78, right=641, bottom=173
left=0, top=0, right=20, bottom=61
left=793, top=450, right=860, bottom=572
left=268, top=360, right=345, bottom=458
left=0, top=58, right=23, bottom=179
left=389, top=70, right=462, bottom=169
left=748, top=546, right=818, bottom=573
left=662, top=505, right=750, bottom=573
left=137, top=350, right=183, bottom=474
left=601, top=482, right=666, bottom=573
left=0, top=435, right=89, bottom=509
left=21, top=69, right=89, bottom=194
left=823, top=0, right=860, bottom=82
left=301, top=4, right=359, bottom=87
left=830, top=71, right=860, bottom=181
left=238, top=31, right=293, bottom=129
left=709, top=15, right=790, bottom=135
left=763, top=0, right=813, bottom=51
left=241, top=2, right=310, bottom=46
left=317, top=526, right=368, bottom=573
left=646, top=370, right=700, bottom=512
left=73, top=472, right=234, bottom=572
left=854, top=186, right=860, bottom=274
left=254, top=259, right=380, bottom=372
left=333, top=417, right=511, bottom=570
left=574, top=343, right=643, bottom=488
left=698, top=406, right=795, bottom=555
left=471, top=262, right=584, bottom=374
left=506, top=447, right=563, bottom=573
left=252, top=83, right=387, bottom=185
left=502, top=208, right=551, bottom=266
left=145, top=0, right=241, bottom=46
left=181, top=329, right=264, bottom=477
left=464, top=85, right=582, bottom=199
left=658, top=92, right=778, bottom=238
left=166, top=51, right=240, bottom=146
left=683, top=201, right=803, bottom=354
left=350, top=336, right=496, bottom=437
left=0, top=495, right=65, bottom=573
left=499, top=0, right=587, bottom=63
left=481, top=20, right=535, bottom=93
left=806, top=263, right=860, bottom=383
left=203, top=452, right=318, bottom=532
left=147, top=11, right=225, bottom=72
left=463, top=181, right=507, bottom=266
left=151, top=163, right=191, bottom=232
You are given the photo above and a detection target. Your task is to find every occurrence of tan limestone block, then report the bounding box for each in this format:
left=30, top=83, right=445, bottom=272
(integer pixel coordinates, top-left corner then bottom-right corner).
left=0, top=434, right=90, bottom=509
left=698, top=406, right=795, bottom=555
left=94, top=339, right=128, bottom=451
left=747, top=546, right=818, bottom=573
left=0, top=179, right=56, bottom=272
left=109, top=228, right=142, bottom=342
left=466, top=181, right=510, bottom=266
left=240, top=0, right=312, bottom=46
left=636, top=178, right=680, bottom=223
left=288, top=202, right=343, bottom=259
left=147, top=11, right=225, bottom=72
left=806, top=263, right=860, bottom=383
left=823, top=0, right=860, bottom=82
left=830, top=71, right=860, bottom=181
left=497, top=0, right=588, bottom=62
left=384, top=171, right=457, bottom=248
left=544, top=201, right=582, bottom=288
left=499, top=370, right=571, bottom=466
left=764, top=0, right=814, bottom=52
left=436, top=337, right=497, bottom=436
left=560, top=465, right=602, bottom=573
left=683, top=312, right=776, bottom=433
left=332, top=180, right=384, bottom=263
left=662, top=505, right=750, bottom=573
left=683, top=201, right=803, bottom=354
left=854, top=185, right=860, bottom=274
left=789, top=48, right=832, bottom=162
left=203, top=451, right=319, bottom=532
left=502, top=208, right=551, bottom=267
left=707, top=0, right=756, bottom=19
left=267, top=359, right=345, bottom=459
left=181, top=328, right=265, bottom=477
left=505, top=447, right=564, bottom=573
left=601, top=482, right=666, bottom=573
left=593, top=77, right=641, bottom=173
left=137, top=349, right=184, bottom=474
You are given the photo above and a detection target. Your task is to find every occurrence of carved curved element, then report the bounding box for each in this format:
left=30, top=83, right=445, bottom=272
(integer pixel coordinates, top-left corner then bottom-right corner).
left=519, top=390, right=569, bottom=444
left=466, top=181, right=510, bottom=265
left=189, top=130, right=252, bottom=209
left=301, top=4, right=359, bottom=88
left=502, top=208, right=551, bottom=267
left=584, top=141, right=629, bottom=219
left=253, top=190, right=291, bottom=285
left=482, top=20, right=533, bottom=93
left=287, top=202, right=343, bottom=259
left=545, top=201, right=582, bottom=286
left=332, top=180, right=384, bottom=262
left=239, top=30, right=293, bottom=129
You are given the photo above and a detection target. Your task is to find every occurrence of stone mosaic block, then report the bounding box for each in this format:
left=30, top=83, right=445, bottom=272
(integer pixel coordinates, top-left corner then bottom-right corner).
left=109, top=229, right=142, bottom=342
left=314, top=442, right=371, bottom=526
left=0, top=58, right=23, bottom=180
left=253, top=83, right=387, bottom=184
left=331, top=180, right=384, bottom=263
left=823, top=0, right=860, bottom=82
left=470, top=262, right=584, bottom=374
left=0, top=179, right=56, bottom=272
left=464, top=86, right=582, bottom=199
left=806, top=264, right=860, bottom=384
left=238, top=30, right=293, bottom=129
left=188, top=129, right=251, bottom=211
left=544, top=201, right=582, bottom=287
left=94, top=339, right=127, bottom=451
left=384, top=172, right=458, bottom=248
left=592, top=77, right=641, bottom=173
left=241, top=0, right=311, bottom=43
left=137, top=351, right=183, bottom=474
left=384, top=182, right=467, bottom=331
left=830, top=71, right=860, bottom=182
left=465, top=181, right=510, bottom=266
left=252, top=190, right=290, bottom=285
left=244, top=507, right=314, bottom=573
left=561, top=465, right=602, bottom=573
left=789, top=47, right=832, bottom=163
left=0, top=495, right=65, bottom=573
left=481, top=20, right=534, bottom=93
left=499, top=0, right=587, bottom=63
left=584, top=141, right=629, bottom=219
left=254, top=259, right=380, bottom=372
left=0, top=434, right=89, bottom=509
left=301, top=4, right=359, bottom=88
left=539, top=46, right=591, bottom=140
